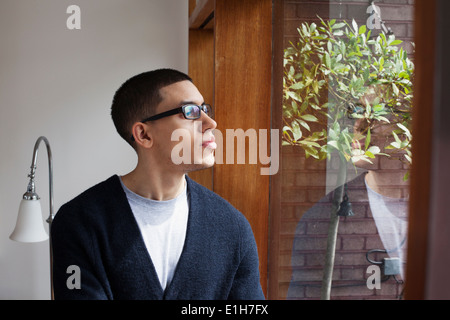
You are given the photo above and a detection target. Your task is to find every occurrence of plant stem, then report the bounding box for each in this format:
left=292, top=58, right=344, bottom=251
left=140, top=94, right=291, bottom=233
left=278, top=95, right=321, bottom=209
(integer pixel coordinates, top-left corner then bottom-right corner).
left=320, top=155, right=348, bottom=300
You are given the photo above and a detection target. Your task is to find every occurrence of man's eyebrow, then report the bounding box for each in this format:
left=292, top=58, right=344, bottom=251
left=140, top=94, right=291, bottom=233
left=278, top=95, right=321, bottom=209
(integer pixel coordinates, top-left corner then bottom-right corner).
left=179, top=100, right=205, bottom=106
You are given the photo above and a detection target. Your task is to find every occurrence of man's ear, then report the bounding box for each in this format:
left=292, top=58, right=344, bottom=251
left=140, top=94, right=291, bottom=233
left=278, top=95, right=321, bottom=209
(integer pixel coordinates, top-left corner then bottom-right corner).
left=131, top=122, right=153, bottom=149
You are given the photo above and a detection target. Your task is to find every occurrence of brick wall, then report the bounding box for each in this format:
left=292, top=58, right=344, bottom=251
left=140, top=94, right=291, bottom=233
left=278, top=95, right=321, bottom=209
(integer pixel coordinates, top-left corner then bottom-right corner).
left=274, top=0, right=414, bottom=300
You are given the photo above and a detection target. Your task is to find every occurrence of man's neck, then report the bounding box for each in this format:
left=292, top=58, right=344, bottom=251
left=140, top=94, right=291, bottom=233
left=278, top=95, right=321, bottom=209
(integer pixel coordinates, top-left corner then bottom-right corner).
left=121, top=165, right=186, bottom=201
left=365, top=170, right=409, bottom=199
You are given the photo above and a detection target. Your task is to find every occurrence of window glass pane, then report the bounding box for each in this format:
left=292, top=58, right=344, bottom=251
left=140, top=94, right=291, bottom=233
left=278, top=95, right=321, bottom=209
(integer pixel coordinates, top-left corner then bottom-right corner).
left=275, top=0, right=414, bottom=300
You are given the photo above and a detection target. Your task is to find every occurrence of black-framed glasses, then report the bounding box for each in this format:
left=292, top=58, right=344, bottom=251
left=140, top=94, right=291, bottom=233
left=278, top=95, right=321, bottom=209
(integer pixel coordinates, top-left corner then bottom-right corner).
left=130, top=103, right=213, bottom=141
left=140, top=103, right=213, bottom=122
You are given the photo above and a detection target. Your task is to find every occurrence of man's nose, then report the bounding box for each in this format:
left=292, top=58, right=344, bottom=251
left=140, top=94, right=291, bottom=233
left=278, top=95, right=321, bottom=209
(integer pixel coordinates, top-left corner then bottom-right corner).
left=201, top=112, right=217, bottom=132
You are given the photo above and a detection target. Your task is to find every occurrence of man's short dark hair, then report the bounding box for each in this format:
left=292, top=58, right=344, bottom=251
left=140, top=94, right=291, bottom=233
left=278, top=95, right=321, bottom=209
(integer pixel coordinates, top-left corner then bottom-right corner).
left=111, top=68, right=192, bottom=147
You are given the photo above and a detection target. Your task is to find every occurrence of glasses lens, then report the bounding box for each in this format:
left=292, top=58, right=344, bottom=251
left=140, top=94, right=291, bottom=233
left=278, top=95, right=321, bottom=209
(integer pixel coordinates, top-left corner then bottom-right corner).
left=202, top=104, right=213, bottom=118
left=183, top=105, right=201, bottom=119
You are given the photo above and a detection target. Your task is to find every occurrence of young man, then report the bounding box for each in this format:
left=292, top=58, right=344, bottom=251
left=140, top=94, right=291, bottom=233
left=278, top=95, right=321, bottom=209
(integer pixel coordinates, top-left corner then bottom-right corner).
left=51, top=69, right=265, bottom=300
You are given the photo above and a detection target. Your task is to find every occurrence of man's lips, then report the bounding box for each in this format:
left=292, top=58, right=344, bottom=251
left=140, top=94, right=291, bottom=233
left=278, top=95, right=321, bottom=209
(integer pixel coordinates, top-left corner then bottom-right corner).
left=351, top=139, right=362, bottom=150
left=202, top=136, right=217, bottom=149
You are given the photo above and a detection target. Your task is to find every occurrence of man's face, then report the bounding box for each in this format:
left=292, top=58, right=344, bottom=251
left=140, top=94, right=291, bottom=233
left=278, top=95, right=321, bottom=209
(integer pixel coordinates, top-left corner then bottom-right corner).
left=351, top=118, right=393, bottom=170
left=148, top=80, right=217, bottom=173
left=349, top=84, right=408, bottom=171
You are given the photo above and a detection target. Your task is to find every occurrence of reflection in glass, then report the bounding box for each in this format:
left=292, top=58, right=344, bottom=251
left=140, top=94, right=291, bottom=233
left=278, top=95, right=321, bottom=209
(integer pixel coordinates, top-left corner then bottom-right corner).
left=281, top=1, right=413, bottom=300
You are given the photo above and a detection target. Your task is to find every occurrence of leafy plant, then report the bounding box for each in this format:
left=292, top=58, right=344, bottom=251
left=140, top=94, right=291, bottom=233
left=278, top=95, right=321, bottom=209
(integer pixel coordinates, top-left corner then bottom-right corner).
left=283, top=18, right=413, bottom=166
left=282, top=18, right=414, bottom=300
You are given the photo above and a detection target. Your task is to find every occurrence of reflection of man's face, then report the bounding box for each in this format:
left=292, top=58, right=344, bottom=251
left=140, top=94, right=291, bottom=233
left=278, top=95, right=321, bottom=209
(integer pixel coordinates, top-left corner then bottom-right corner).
left=350, top=85, right=404, bottom=171
left=149, top=80, right=217, bottom=172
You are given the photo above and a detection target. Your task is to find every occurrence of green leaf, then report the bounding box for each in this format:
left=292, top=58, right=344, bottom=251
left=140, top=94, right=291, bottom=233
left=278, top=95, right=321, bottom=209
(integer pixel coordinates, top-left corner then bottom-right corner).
left=389, top=141, right=401, bottom=149
left=341, top=131, right=352, bottom=150
left=300, top=100, right=309, bottom=113
left=297, top=119, right=311, bottom=131
left=300, top=140, right=321, bottom=148
left=327, top=140, right=339, bottom=150
left=379, top=57, right=385, bottom=71
left=300, top=114, right=319, bottom=122
left=304, top=146, right=319, bottom=159
left=390, top=39, right=403, bottom=46
left=397, top=122, right=412, bottom=140
left=290, top=82, right=304, bottom=90
left=333, top=22, right=346, bottom=29
left=392, top=83, right=399, bottom=96
left=287, top=91, right=301, bottom=102
left=289, top=65, right=295, bottom=76
left=359, top=25, right=367, bottom=35
left=352, top=20, right=358, bottom=34
left=404, top=154, right=412, bottom=163
left=365, top=151, right=375, bottom=158
left=392, top=131, right=401, bottom=144
left=372, top=104, right=384, bottom=112
left=365, top=104, right=372, bottom=118
left=325, top=52, right=331, bottom=68
left=365, top=128, right=371, bottom=151
left=312, top=81, right=319, bottom=94
left=367, top=146, right=381, bottom=155
left=291, top=100, right=299, bottom=113
left=403, top=171, right=410, bottom=181
left=380, top=33, right=387, bottom=45
left=282, top=126, right=292, bottom=135
left=291, top=121, right=302, bottom=141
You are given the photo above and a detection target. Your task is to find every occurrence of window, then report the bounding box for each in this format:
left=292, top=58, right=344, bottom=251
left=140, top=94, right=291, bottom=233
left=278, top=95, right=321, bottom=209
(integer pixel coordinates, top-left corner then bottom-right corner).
left=270, top=0, right=414, bottom=300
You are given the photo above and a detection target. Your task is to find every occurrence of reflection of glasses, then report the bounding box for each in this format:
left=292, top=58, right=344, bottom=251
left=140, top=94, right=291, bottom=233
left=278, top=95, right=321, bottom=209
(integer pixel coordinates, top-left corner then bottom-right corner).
left=347, top=102, right=409, bottom=119
left=131, top=103, right=213, bottom=141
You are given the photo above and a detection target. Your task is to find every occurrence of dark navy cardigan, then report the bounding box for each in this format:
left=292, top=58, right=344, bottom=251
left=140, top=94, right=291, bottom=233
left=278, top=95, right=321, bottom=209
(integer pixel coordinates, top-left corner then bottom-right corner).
left=51, top=175, right=265, bottom=300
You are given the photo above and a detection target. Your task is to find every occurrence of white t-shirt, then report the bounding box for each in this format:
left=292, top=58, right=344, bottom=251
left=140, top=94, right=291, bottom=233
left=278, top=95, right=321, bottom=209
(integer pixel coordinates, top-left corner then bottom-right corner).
left=365, top=178, right=408, bottom=278
left=120, top=178, right=189, bottom=290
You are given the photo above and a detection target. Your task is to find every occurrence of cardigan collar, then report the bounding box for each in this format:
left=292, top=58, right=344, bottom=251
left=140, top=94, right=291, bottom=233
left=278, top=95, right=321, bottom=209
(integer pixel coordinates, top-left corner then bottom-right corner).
left=108, top=174, right=204, bottom=299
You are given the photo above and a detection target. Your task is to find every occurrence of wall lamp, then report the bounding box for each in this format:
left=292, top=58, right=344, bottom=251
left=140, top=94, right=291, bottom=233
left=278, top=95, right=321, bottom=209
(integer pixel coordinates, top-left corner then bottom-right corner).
left=9, top=136, right=54, bottom=300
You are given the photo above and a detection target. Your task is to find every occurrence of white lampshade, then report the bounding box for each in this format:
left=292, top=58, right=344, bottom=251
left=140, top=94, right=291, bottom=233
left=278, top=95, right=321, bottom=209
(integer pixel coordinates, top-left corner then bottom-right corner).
left=10, top=199, right=49, bottom=243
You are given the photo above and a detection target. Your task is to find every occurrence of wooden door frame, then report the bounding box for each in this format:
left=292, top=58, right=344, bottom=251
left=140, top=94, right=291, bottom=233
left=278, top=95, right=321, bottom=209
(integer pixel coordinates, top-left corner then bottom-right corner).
left=189, top=0, right=272, bottom=296
left=405, top=0, right=450, bottom=300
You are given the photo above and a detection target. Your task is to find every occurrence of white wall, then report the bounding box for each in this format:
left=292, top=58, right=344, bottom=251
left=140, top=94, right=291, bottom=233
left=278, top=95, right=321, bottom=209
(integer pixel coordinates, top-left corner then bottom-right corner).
left=0, top=0, right=188, bottom=299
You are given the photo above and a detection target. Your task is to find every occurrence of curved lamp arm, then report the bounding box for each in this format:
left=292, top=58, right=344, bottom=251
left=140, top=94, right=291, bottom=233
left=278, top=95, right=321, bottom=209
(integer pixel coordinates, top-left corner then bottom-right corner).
left=25, top=136, right=54, bottom=224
